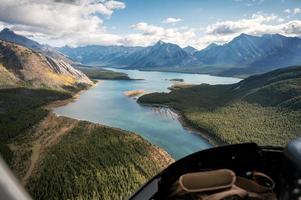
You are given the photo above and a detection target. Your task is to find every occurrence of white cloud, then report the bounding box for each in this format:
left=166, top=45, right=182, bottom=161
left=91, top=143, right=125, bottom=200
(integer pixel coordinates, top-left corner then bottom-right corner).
left=131, top=22, right=164, bottom=36
left=0, top=2, right=301, bottom=50
left=205, top=14, right=278, bottom=35
left=284, top=9, right=291, bottom=14
left=0, top=1, right=192, bottom=47
left=104, top=1, right=126, bottom=10
left=194, top=14, right=301, bottom=49
left=277, top=18, right=285, bottom=23
left=0, top=22, right=4, bottom=31
left=0, top=0, right=126, bottom=46
left=280, top=20, right=301, bottom=35
left=163, top=17, right=183, bottom=24
left=284, top=8, right=301, bottom=15
left=126, top=22, right=195, bottom=47
left=293, top=8, right=301, bottom=15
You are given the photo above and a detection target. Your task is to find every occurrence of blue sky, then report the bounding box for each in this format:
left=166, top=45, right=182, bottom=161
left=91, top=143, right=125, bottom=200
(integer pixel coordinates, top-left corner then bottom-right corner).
left=0, top=0, right=300, bottom=49
left=107, top=0, right=298, bottom=34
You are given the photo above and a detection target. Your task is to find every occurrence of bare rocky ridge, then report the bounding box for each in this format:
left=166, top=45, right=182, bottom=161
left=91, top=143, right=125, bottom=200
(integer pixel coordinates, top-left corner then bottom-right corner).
left=0, top=40, right=92, bottom=89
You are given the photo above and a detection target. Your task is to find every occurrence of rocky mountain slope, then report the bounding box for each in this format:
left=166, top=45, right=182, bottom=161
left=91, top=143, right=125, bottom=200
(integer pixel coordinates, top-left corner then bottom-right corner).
left=126, top=40, right=200, bottom=69
left=0, top=40, right=92, bottom=89
left=183, top=45, right=198, bottom=55
left=59, top=44, right=143, bottom=66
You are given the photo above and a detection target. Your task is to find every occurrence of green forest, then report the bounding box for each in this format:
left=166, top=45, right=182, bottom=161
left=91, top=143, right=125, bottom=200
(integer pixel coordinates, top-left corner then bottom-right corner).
left=0, top=84, right=172, bottom=199
left=76, top=67, right=131, bottom=80
left=0, top=88, right=71, bottom=164
left=139, top=66, right=301, bottom=146
left=27, top=121, right=171, bottom=200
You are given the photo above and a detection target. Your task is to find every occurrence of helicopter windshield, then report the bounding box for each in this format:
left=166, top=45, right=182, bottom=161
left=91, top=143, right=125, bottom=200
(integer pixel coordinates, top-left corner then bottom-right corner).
left=0, top=1, right=300, bottom=200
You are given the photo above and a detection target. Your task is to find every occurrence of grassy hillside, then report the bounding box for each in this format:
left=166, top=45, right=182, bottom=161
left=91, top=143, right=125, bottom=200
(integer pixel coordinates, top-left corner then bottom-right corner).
left=138, top=66, right=301, bottom=146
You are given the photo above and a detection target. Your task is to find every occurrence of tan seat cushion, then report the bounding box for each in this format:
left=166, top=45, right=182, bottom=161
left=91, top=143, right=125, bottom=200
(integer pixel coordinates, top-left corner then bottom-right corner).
left=179, top=169, right=236, bottom=192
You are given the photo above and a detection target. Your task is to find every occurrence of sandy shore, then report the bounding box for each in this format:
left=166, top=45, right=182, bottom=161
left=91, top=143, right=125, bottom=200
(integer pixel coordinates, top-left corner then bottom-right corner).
left=124, top=90, right=145, bottom=97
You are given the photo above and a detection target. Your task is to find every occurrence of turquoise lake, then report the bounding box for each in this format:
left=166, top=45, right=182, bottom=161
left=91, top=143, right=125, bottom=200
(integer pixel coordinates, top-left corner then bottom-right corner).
left=54, top=68, right=241, bottom=159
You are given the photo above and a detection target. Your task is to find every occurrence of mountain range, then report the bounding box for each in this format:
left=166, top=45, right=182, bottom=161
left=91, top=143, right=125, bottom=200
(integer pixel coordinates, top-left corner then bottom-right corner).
left=59, top=40, right=201, bottom=68
left=1, top=28, right=301, bottom=77
left=196, top=33, right=301, bottom=76
left=59, top=33, right=301, bottom=76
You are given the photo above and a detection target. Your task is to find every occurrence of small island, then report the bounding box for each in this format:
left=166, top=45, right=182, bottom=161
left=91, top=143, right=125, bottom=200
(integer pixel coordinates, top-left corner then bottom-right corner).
left=170, top=78, right=184, bottom=82
left=124, top=90, right=145, bottom=97
left=168, top=84, right=195, bottom=91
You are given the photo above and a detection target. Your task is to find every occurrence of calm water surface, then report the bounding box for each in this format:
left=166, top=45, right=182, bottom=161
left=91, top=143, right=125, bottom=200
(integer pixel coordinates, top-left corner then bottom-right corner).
left=54, top=68, right=241, bottom=159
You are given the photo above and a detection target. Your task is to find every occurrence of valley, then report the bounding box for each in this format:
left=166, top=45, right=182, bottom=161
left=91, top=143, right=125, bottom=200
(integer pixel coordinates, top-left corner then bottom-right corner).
left=54, top=68, right=240, bottom=159
left=0, top=34, right=174, bottom=199
left=0, top=0, right=301, bottom=199
left=0, top=27, right=301, bottom=200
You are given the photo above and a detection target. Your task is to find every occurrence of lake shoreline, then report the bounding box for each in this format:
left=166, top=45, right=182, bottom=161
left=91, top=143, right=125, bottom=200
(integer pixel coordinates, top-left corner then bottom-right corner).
left=50, top=85, right=218, bottom=157
left=45, top=81, right=175, bottom=161
left=7, top=87, right=174, bottom=200
left=45, top=81, right=101, bottom=110
left=53, top=69, right=240, bottom=158
left=138, top=102, right=224, bottom=147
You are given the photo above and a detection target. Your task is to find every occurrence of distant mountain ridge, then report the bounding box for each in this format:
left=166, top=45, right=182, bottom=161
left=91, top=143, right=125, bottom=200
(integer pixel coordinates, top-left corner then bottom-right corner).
left=59, top=33, right=301, bottom=76
left=183, top=45, right=198, bottom=55
left=59, top=45, right=143, bottom=66
left=60, top=40, right=201, bottom=68
left=2, top=28, right=300, bottom=77
left=197, top=33, right=301, bottom=76
left=125, top=40, right=200, bottom=69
